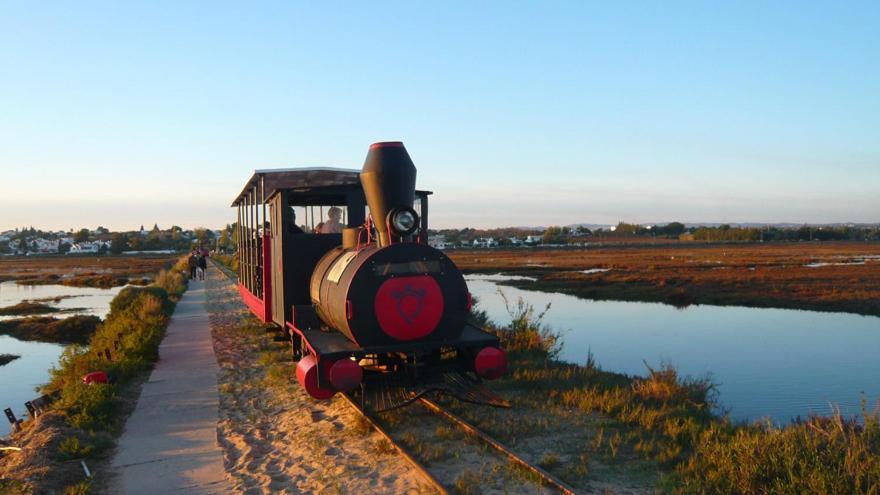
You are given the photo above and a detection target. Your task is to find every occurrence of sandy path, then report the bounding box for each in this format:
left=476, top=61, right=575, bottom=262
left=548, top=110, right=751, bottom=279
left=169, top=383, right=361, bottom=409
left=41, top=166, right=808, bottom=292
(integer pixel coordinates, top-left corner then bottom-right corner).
left=204, top=268, right=434, bottom=494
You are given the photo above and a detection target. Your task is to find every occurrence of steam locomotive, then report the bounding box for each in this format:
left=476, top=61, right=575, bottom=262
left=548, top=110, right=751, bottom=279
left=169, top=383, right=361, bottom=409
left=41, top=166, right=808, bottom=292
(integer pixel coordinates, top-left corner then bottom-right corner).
left=232, top=142, right=507, bottom=410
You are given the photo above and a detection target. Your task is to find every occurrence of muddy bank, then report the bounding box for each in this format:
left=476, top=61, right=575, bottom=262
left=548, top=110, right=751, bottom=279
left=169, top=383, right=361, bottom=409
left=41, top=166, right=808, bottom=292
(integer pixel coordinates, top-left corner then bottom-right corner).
left=0, top=411, right=105, bottom=495
left=13, top=274, right=143, bottom=289
left=0, top=354, right=20, bottom=366
left=0, top=302, right=62, bottom=316
left=0, top=315, right=101, bottom=345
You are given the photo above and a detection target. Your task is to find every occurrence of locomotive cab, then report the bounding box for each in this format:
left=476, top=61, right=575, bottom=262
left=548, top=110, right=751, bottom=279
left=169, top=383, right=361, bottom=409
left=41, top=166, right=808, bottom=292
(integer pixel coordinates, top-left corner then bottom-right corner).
left=231, top=142, right=508, bottom=411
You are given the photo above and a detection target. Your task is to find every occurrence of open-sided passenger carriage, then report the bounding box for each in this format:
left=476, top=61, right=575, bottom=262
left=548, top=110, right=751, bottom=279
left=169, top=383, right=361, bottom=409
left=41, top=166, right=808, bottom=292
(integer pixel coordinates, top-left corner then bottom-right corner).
left=231, top=142, right=508, bottom=411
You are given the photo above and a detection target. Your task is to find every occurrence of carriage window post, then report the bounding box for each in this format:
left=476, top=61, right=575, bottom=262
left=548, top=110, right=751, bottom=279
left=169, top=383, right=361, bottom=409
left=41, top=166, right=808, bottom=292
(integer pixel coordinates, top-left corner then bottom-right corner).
left=244, top=190, right=250, bottom=292
left=253, top=184, right=257, bottom=296
left=248, top=187, right=254, bottom=293
left=250, top=186, right=257, bottom=294
left=237, top=203, right=243, bottom=282
left=260, top=174, right=266, bottom=298
left=242, top=194, right=247, bottom=291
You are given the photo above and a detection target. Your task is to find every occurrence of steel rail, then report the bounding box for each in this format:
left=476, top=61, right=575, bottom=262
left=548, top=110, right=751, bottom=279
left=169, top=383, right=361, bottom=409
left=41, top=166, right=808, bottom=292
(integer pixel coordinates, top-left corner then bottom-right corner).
left=418, top=397, right=579, bottom=495
left=340, top=393, right=450, bottom=495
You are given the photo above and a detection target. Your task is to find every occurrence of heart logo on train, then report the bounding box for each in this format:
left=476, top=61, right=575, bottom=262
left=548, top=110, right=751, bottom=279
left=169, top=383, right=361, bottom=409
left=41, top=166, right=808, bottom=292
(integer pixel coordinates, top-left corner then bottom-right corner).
left=375, top=275, right=444, bottom=341
left=392, top=284, right=426, bottom=324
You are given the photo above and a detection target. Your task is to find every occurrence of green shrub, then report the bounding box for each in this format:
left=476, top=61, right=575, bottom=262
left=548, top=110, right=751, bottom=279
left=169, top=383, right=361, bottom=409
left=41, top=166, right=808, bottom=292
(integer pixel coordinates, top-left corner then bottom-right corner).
left=490, top=292, right=560, bottom=357
left=57, top=436, right=93, bottom=460
left=108, top=286, right=170, bottom=317
left=54, top=383, right=116, bottom=431
left=42, top=256, right=189, bottom=433
left=64, top=480, right=92, bottom=495
left=0, top=480, right=31, bottom=495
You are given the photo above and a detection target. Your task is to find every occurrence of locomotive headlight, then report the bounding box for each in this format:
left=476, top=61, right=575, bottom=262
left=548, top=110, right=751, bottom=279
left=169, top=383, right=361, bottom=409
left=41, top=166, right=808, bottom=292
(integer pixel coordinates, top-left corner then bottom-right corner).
left=388, top=208, right=420, bottom=236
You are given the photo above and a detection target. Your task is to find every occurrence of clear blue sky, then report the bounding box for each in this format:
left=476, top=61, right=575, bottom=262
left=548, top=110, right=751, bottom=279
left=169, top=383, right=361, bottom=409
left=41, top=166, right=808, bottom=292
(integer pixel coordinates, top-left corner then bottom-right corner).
left=1, top=1, right=878, bottom=231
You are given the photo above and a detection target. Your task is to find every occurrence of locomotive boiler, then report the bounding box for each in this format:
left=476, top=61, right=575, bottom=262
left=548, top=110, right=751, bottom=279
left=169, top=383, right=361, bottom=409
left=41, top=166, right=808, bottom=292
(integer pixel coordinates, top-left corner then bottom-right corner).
left=231, top=142, right=508, bottom=410
left=310, top=143, right=468, bottom=347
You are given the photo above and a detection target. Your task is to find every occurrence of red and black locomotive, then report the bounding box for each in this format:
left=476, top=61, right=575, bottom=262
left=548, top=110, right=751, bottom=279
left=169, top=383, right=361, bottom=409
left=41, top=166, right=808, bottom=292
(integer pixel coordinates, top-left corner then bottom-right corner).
left=232, top=142, right=507, bottom=410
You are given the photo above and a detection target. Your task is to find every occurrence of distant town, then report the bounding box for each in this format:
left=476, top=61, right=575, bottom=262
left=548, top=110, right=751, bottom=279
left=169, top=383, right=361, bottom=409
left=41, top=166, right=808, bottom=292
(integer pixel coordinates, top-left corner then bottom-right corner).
left=0, top=225, right=228, bottom=256
left=2, top=221, right=878, bottom=257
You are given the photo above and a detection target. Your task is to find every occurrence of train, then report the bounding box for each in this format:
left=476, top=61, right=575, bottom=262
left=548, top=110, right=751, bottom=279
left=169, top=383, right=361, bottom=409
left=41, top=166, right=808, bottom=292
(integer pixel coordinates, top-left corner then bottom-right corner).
left=231, top=142, right=508, bottom=410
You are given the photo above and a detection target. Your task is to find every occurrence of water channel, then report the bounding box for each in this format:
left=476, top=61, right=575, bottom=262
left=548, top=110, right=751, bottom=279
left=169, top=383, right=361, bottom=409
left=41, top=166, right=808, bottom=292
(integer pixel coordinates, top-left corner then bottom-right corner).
left=0, top=281, right=124, bottom=436
left=465, top=274, right=880, bottom=424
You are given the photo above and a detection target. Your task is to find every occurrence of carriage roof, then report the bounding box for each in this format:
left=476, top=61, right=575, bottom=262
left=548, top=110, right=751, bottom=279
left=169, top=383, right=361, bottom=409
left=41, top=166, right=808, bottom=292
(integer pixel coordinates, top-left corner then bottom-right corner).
left=231, top=167, right=361, bottom=207
left=231, top=167, right=430, bottom=207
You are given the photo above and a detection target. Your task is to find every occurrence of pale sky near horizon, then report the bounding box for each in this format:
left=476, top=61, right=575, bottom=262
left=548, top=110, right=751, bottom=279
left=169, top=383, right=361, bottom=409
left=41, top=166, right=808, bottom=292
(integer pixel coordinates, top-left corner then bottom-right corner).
left=1, top=2, right=878, bottom=231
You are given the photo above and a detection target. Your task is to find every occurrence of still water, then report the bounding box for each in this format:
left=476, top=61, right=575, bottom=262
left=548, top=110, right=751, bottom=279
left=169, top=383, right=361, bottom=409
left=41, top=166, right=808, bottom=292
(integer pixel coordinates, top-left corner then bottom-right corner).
left=0, top=281, right=124, bottom=437
left=0, top=281, right=125, bottom=321
left=466, top=274, right=880, bottom=424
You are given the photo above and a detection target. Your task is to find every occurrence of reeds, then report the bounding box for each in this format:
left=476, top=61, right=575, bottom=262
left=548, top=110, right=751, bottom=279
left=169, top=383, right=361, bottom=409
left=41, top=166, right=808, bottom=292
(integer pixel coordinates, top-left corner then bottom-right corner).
left=476, top=296, right=880, bottom=492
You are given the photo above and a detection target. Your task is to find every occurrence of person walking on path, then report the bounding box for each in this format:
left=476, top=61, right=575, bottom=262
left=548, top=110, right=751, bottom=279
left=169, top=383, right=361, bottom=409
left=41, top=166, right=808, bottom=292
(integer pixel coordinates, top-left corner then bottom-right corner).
left=198, top=252, right=208, bottom=280
left=188, top=251, right=198, bottom=280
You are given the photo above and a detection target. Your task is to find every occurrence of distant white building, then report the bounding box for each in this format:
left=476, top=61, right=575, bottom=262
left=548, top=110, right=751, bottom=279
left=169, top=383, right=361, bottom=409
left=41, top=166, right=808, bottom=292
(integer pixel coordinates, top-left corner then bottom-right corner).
left=33, top=238, right=60, bottom=254
left=524, top=235, right=542, bottom=245
left=69, top=241, right=109, bottom=254
left=472, top=237, right=498, bottom=248
left=508, top=237, right=523, bottom=246
left=428, top=235, right=447, bottom=250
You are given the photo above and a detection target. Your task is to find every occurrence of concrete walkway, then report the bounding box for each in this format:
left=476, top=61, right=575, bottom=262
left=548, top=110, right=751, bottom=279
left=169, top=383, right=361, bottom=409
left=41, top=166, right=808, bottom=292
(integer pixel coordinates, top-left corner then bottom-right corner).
left=110, top=278, right=230, bottom=494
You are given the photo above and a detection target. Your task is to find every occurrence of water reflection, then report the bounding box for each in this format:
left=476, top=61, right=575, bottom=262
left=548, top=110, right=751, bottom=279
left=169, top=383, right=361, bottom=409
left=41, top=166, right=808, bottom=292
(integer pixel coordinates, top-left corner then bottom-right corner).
left=0, top=336, right=64, bottom=436
left=465, top=275, right=880, bottom=424
left=0, top=281, right=123, bottom=437
left=0, top=281, right=125, bottom=321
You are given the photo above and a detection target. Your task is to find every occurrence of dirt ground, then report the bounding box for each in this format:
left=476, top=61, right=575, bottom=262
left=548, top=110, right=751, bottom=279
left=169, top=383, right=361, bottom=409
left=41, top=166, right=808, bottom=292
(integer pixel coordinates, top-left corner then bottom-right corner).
left=448, top=242, right=880, bottom=316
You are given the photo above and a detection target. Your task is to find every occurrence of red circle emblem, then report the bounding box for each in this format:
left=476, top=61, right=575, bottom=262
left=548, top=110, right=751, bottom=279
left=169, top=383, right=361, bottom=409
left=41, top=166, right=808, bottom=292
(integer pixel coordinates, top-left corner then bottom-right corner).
left=374, top=275, right=444, bottom=341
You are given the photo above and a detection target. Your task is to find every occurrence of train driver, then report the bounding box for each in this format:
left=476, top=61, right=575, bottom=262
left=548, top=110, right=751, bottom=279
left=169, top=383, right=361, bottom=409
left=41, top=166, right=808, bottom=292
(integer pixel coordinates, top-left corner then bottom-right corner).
left=320, top=207, right=344, bottom=234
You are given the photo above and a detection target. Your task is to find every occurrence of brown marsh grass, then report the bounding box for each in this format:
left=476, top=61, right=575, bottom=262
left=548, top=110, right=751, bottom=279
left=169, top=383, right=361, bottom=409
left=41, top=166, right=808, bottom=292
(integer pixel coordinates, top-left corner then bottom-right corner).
left=0, top=254, right=178, bottom=288
left=450, top=242, right=880, bottom=316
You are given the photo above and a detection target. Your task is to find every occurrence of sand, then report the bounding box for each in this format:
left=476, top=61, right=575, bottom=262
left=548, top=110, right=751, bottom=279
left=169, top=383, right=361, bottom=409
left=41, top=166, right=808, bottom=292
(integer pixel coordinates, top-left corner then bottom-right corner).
left=204, top=268, right=434, bottom=494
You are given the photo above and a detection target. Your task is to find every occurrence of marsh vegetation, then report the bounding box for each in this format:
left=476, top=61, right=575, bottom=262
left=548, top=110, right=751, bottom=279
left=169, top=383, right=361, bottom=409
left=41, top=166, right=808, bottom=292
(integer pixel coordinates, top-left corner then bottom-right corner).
left=0, top=258, right=189, bottom=494
left=0, top=316, right=101, bottom=345
left=0, top=254, right=177, bottom=288
left=449, top=242, right=880, bottom=316
left=463, top=296, right=880, bottom=493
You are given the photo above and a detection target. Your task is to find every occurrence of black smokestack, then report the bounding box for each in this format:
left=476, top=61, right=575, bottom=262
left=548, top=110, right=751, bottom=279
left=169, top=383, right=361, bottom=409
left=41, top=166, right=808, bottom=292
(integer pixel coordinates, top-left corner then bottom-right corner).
left=360, top=141, right=416, bottom=247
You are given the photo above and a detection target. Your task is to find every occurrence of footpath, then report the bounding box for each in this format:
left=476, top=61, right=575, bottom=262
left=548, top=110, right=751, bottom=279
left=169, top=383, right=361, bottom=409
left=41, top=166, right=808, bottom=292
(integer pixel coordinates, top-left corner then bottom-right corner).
left=110, top=278, right=230, bottom=494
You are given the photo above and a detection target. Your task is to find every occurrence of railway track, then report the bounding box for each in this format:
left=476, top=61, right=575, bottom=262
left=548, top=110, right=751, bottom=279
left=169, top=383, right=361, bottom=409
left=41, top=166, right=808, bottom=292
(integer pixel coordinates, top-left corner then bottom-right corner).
left=416, top=397, right=579, bottom=495
left=341, top=391, right=579, bottom=494
left=210, top=258, right=237, bottom=281
left=212, top=257, right=579, bottom=494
